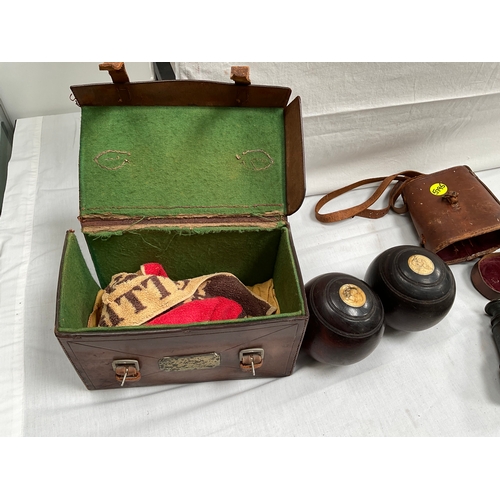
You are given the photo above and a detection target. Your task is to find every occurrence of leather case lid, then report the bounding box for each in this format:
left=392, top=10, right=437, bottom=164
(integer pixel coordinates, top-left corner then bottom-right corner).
left=71, top=80, right=305, bottom=225
left=471, top=252, right=500, bottom=299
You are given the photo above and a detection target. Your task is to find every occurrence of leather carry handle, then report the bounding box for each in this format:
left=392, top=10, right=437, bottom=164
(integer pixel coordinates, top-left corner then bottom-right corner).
left=315, top=170, right=423, bottom=223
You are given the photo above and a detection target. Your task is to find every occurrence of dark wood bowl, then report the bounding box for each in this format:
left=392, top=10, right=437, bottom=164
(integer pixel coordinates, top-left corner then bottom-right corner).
left=364, top=245, right=456, bottom=332
left=302, top=273, right=385, bottom=365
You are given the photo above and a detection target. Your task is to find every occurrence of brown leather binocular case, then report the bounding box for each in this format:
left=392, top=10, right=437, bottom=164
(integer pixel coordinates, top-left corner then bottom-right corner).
left=315, top=165, right=500, bottom=265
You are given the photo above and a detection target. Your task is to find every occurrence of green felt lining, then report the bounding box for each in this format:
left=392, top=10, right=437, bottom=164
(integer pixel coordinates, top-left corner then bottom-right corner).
left=57, top=226, right=305, bottom=333
left=56, top=232, right=101, bottom=330
left=79, top=106, right=286, bottom=218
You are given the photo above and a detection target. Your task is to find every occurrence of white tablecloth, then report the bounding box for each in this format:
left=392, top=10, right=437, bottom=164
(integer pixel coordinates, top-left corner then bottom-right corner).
left=2, top=63, right=500, bottom=438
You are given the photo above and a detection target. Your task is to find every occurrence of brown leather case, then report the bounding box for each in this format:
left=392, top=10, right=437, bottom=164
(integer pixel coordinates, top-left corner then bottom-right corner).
left=55, top=64, right=309, bottom=390
left=315, top=165, right=500, bottom=265
left=401, top=166, right=500, bottom=264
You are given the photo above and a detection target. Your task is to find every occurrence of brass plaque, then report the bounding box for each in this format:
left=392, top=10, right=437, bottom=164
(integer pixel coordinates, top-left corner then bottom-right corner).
left=408, top=254, right=435, bottom=275
left=339, top=284, right=366, bottom=307
left=158, top=353, right=221, bottom=372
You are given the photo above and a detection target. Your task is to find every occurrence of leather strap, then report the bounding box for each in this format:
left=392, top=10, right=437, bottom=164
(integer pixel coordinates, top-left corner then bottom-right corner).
left=114, top=365, right=141, bottom=383
left=99, top=62, right=130, bottom=84
left=315, top=170, right=422, bottom=223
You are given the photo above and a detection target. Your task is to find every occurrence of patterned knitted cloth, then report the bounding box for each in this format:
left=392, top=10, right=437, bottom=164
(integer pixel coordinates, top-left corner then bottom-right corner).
left=88, top=262, right=278, bottom=328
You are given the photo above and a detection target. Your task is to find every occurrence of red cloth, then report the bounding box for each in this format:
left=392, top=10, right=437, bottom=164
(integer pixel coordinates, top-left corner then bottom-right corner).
left=142, top=262, right=168, bottom=277
left=147, top=296, right=243, bottom=325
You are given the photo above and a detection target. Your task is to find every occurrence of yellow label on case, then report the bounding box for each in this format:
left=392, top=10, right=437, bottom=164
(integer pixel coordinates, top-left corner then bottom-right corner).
left=430, top=182, right=448, bottom=196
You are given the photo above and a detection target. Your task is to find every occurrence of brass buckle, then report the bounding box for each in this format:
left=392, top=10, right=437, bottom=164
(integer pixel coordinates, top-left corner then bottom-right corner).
left=239, top=348, right=264, bottom=376
left=112, top=359, right=141, bottom=386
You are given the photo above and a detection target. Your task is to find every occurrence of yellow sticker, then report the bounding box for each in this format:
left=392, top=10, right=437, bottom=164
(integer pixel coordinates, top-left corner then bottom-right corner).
left=430, top=182, right=448, bottom=196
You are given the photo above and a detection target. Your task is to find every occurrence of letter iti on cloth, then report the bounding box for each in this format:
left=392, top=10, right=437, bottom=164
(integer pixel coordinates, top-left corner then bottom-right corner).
left=88, top=263, right=279, bottom=327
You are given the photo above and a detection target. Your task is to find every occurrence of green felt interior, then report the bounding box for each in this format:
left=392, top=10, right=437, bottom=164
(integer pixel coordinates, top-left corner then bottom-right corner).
left=57, top=232, right=101, bottom=330
left=79, top=106, right=286, bottom=218
left=57, top=226, right=305, bottom=333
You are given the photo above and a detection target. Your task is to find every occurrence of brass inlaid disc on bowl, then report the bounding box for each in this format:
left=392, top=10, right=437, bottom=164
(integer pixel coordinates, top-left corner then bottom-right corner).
left=339, top=284, right=367, bottom=307
left=408, top=254, right=435, bottom=275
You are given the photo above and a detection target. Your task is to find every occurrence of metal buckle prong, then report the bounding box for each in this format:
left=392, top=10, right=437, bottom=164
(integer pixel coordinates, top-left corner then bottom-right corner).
left=120, top=367, right=129, bottom=387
